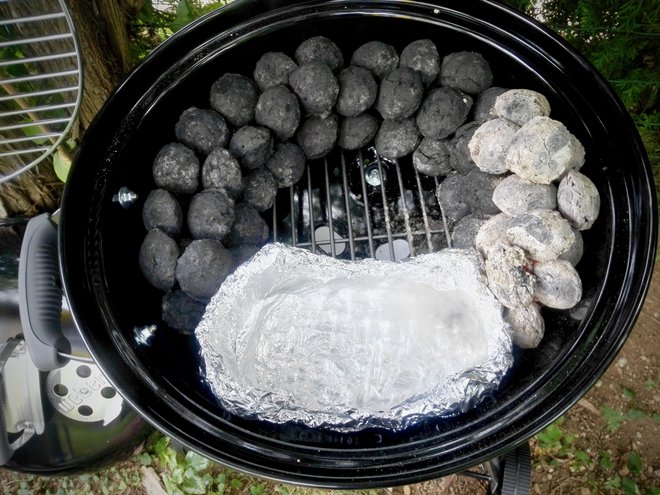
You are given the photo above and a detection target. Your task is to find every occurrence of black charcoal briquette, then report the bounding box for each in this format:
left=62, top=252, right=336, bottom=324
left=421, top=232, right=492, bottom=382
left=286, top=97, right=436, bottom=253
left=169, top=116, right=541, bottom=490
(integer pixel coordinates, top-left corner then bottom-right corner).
left=416, top=87, right=472, bottom=140
left=161, top=290, right=206, bottom=334
left=187, top=189, right=235, bottom=241
left=412, top=138, right=453, bottom=177
left=296, top=114, right=338, bottom=160
left=338, top=112, right=379, bottom=150
left=201, top=148, right=243, bottom=198
left=231, top=244, right=261, bottom=265
left=350, top=40, right=399, bottom=80
left=224, top=203, right=270, bottom=247
left=174, top=107, right=229, bottom=156
left=374, top=117, right=420, bottom=159
left=152, top=143, right=199, bottom=195
left=289, top=62, right=339, bottom=117
left=176, top=239, right=234, bottom=302
left=440, top=51, right=493, bottom=95
left=449, top=121, right=481, bottom=175
left=228, top=126, right=274, bottom=170
left=464, top=169, right=504, bottom=215
left=243, top=168, right=277, bottom=212
left=336, top=66, right=378, bottom=117
left=255, top=85, right=301, bottom=140
left=266, top=142, right=306, bottom=188
left=451, top=213, right=488, bottom=249
left=436, top=172, right=471, bottom=225
left=139, top=229, right=179, bottom=291
left=399, top=39, right=440, bottom=86
left=294, top=36, right=344, bottom=72
left=376, top=67, right=424, bottom=120
left=253, top=51, right=298, bottom=91
left=473, top=87, right=508, bottom=122
left=142, top=189, right=183, bottom=235
left=209, top=73, right=258, bottom=127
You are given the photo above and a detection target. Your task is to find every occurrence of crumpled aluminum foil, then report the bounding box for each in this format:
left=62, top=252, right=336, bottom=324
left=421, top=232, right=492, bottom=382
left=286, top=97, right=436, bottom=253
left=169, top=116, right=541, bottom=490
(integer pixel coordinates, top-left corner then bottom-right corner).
left=195, top=244, right=513, bottom=431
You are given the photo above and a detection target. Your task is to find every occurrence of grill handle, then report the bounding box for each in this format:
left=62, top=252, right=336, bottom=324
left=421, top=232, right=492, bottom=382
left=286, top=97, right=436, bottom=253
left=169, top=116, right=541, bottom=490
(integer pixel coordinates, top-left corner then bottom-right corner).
left=18, top=213, right=70, bottom=372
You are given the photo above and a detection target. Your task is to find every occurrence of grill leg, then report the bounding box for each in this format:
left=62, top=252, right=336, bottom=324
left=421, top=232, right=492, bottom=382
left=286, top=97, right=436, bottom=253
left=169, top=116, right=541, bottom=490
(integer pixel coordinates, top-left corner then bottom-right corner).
left=484, top=441, right=532, bottom=495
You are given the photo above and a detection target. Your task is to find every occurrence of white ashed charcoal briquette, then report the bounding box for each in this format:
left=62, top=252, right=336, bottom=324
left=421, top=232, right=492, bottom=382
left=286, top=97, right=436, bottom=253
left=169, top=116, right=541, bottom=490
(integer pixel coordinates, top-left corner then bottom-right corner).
left=484, top=242, right=537, bottom=309
left=228, top=125, right=274, bottom=170
left=463, top=169, right=505, bottom=216
left=224, top=203, right=270, bottom=248
left=175, top=239, right=234, bottom=302
left=492, top=89, right=551, bottom=126
left=350, top=40, right=399, bottom=80
left=289, top=62, right=340, bottom=117
left=374, top=117, right=421, bottom=159
left=338, top=112, right=379, bottom=150
left=449, top=121, right=481, bottom=175
left=296, top=114, right=339, bottom=160
left=336, top=66, right=378, bottom=117
left=201, top=148, right=243, bottom=198
left=187, top=189, right=235, bottom=241
left=253, top=51, right=298, bottom=91
left=142, top=189, right=183, bottom=235
left=243, top=167, right=277, bottom=212
left=139, top=229, right=179, bottom=291
left=254, top=85, right=301, bottom=140
left=492, top=174, right=557, bottom=217
left=416, top=87, right=472, bottom=140
left=399, top=39, right=440, bottom=86
left=450, top=214, right=488, bottom=249
left=566, top=134, right=586, bottom=173
left=472, top=86, right=509, bottom=122
left=558, top=228, right=584, bottom=266
left=436, top=171, right=471, bottom=224
left=174, top=107, right=229, bottom=156
left=294, top=36, right=344, bottom=72
left=468, top=118, right=520, bottom=174
left=376, top=67, right=424, bottom=120
left=209, top=73, right=258, bottom=127
left=439, top=51, right=493, bottom=95
left=506, top=208, right=575, bottom=261
left=412, top=137, right=453, bottom=177
left=505, top=116, right=584, bottom=184
left=505, top=303, right=545, bottom=349
left=161, top=290, right=206, bottom=334
left=265, top=142, right=306, bottom=188
left=557, top=170, right=600, bottom=230
left=475, top=212, right=512, bottom=259
left=152, top=142, right=199, bottom=195
left=533, top=259, right=582, bottom=309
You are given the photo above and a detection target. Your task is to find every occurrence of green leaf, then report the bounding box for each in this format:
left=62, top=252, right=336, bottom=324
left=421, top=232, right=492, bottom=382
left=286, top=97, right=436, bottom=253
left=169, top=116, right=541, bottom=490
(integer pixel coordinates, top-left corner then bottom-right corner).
left=21, top=124, right=50, bottom=145
left=645, top=378, right=656, bottom=390
left=173, top=0, right=197, bottom=31
left=574, top=450, right=591, bottom=467
left=230, top=478, right=244, bottom=489
left=600, top=451, right=614, bottom=470
left=627, top=409, right=647, bottom=420
left=604, top=475, right=621, bottom=489
left=185, top=450, right=210, bottom=472
left=602, top=405, right=626, bottom=432
left=180, top=474, right=207, bottom=494
left=171, top=466, right=185, bottom=485
left=136, top=452, right=153, bottom=466
left=621, top=476, right=640, bottom=495
left=250, top=484, right=267, bottom=495
left=627, top=451, right=643, bottom=474
left=645, top=487, right=660, bottom=495
left=154, top=435, right=170, bottom=456
left=623, top=387, right=636, bottom=399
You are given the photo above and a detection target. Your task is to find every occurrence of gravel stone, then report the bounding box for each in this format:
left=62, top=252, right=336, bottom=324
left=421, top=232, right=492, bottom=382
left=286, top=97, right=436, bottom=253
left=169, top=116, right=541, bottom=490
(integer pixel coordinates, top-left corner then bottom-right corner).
left=468, top=118, right=520, bottom=174
left=176, top=239, right=234, bottom=302
left=209, top=73, right=258, bottom=127
left=142, top=189, right=183, bottom=235
left=506, top=116, right=584, bottom=184
left=505, top=303, right=545, bottom=348
left=253, top=51, right=298, bottom=91
left=139, top=229, right=179, bottom=291
left=255, top=85, right=301, bottom=140
left=440, top=51, right=493, bottom=95
left=533, top=259, right=583, bottom=309
left=464, top=169, right=504, bottom=215
left=451, top=214, right=488, bottom=249
left=506, top=208, right=575, bottom=261
left=557, top=170, right=600, bottom=230
left=228, top=126, right=273, bottom=170
left=558, top=228, right=584, bottom=266
left=338, top=112, right=379, bottom=150
left=265, top=142, right=306, bottom=188
left=374, top=117, right=420, bottom=159
left=294, top=36, right=344, bottom=72
left=296, top=114, right=338, bottom=160
left=161, top=290, right=206, bottom=334
left=473, top=86, right=508, bottom=122
left=289, top=62, right=339, bottom=117
left=243, top=167, right=277, bottom=212
left=201, top=148, right=243, bottom=198
left=492, top=174, right=557, bottom=216
left=399, top=39, right=440, bottom=86
left=449, top=121, right=481, bottom=175
left=436, top=171, right=471, bottom=224
left=416, top=87, right=472, bottom=140
left=376, top=67, right=424, bottom=120
left=412, top=138, right=453, bottom=177
left=485, top=242, right=537, bottom=309
left=224, top=203, right=270, bottom=247
left=350, top=40, right=399, bottom=80
left=187, top=189, right=235, bottom=241
left=475, top=213, right=512, bottom=259
left=336, top=66, right=378, bottom=117
left=493, top=89, right=551, bottom=126
left=152, top=143, right=199, bottom=194
left=174, top=107, right=229, bottom=156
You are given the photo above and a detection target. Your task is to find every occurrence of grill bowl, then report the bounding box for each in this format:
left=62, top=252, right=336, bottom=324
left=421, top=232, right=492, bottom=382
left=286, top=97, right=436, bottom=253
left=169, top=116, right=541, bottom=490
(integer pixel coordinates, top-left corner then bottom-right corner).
left=59, top=0, right=656, bottom=487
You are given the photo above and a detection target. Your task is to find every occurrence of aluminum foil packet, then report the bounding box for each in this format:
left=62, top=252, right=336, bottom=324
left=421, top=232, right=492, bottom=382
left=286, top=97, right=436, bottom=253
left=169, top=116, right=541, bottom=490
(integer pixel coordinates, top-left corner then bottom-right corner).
left=195, top=244, right=513, bottom=431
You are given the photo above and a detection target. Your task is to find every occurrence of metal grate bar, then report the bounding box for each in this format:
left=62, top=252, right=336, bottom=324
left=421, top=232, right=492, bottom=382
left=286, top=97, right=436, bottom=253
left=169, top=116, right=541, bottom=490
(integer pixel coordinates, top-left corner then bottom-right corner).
left=0, top=69, right=79, bottom=85
left=0, top=51, right=78, bottom=67
left=434, top=176, right=452, bottom=248
left=375, top=154, right=395, bottom=260
left=0, top=12, right=67, bottom=26
left=289, top=187, right=297, bottom=247
left=294, top=229, right=445, bottom=249
left=0, top=101, right=76, bottom=118
left=0, top=117, right=70, bottom=131
left=357, top=150, right=375, bottom=258
left=414, top=169, right=434, bottom=252
left=0, top=132, right=62, bottom=145
left=0, top=33, right=74, bottom=49
left=340, top=152, right=356, bottom=260
left=393, top=159, right=416, bottom=257
left=0, top=85, right=78, bottom=102
left=323, top=158, right=337, bottom=258
left=0, top=146, right=50, bottom=158
left=306, top=164, right=316, bottom=253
